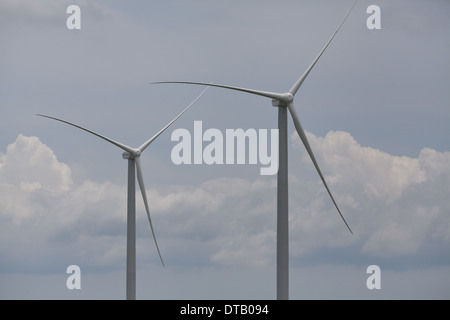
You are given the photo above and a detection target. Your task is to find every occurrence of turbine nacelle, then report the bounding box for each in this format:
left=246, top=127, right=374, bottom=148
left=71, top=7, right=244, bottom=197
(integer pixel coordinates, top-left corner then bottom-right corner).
left=122, top=149, right=142, bottom=159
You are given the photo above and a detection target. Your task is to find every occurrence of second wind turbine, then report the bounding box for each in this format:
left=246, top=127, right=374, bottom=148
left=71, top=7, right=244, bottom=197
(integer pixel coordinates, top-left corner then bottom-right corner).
left=152, top=0, right=357, bottom=300
left=38, top=86, right=208, bottom=300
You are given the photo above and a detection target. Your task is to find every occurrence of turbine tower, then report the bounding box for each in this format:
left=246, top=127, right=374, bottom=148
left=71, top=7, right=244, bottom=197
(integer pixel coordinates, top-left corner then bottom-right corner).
left=37, top=86, right=208, bottom=299
left=152, top=0, right=357, bottom=300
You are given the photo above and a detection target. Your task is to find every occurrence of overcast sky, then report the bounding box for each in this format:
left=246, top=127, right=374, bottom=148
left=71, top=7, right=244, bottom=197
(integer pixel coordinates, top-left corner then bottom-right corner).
left=1, top=0, right=449, bottom=300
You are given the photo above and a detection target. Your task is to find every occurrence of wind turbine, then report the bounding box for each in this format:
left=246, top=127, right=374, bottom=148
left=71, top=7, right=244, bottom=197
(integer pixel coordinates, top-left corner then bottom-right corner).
left=152, top=0, right=357, bottom=300
left=37, top=86, right=208, bottom=300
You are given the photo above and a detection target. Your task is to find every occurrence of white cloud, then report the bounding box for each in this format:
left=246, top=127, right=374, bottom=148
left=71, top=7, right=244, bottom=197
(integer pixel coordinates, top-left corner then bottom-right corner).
left=0, top=134, right=72, bottom=192
left=1, top=132, right=449, bottom=275
left=150, top=177, right=278, bottom=267
left=298, top=131, right=427, bottom=204
left=0, top=135, right=72, bottom=224
left=0, top=135, right=126, bottom=271
left=291, top=130, right=450, bottom=258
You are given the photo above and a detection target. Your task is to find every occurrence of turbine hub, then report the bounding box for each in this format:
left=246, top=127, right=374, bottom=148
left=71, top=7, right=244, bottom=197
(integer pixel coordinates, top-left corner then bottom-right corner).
left=272, top=93, right=293, bottom=107
left=134, top=149, right=142, bottom=157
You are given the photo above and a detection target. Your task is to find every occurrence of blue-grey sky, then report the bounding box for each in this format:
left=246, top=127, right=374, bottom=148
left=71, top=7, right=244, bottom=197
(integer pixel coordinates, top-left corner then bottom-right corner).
left=1, top=0, right=449, bottom=299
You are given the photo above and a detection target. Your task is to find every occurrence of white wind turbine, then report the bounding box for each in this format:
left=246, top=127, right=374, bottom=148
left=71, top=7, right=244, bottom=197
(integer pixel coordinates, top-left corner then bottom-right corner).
left=152, top=0, right=357, bottom=300
left=37, top=87, right=208, bottom=300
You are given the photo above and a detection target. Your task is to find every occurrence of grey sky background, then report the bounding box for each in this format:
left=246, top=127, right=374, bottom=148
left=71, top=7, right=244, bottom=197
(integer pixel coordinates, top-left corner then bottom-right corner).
left=1, top=0, right=449, bottom=299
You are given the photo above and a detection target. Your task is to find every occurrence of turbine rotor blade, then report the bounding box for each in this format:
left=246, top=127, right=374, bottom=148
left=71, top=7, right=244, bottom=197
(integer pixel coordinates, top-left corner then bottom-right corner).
left=135, top=157, right=165, bottom=267
left=36, top=114, right=136, bottom=155
left=289, top=0, right=358, bottom=96
left=139, top=86, right=209, bottom=152
left=151, top=81, right=289, bottom=103
left=287, top=104, right=353, bottom=234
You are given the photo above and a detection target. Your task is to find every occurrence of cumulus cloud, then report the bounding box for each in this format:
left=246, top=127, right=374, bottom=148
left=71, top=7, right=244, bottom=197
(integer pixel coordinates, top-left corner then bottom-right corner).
left=0, top=135, right=72, bottom=224
left=292, top=130, right=450, bottom=258
left=0, top=135, right=127, bottom=272
left=149, top=177, right=278, bottom=267
left=301, top=131, right=427, bottom=203
left=0, top=135, right=72, bottom=192
left=0, top=135, right=277, bottom=271
left=1, top=132, right=449, bottom=275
